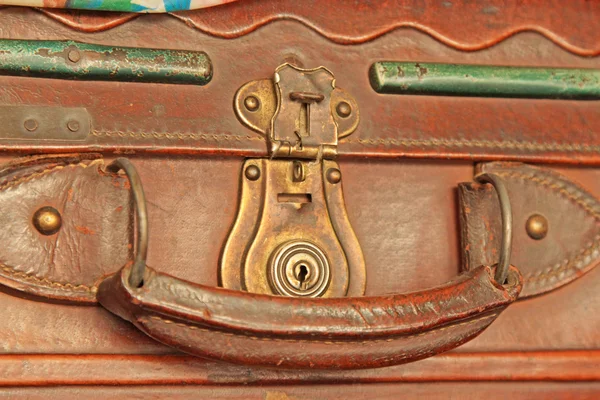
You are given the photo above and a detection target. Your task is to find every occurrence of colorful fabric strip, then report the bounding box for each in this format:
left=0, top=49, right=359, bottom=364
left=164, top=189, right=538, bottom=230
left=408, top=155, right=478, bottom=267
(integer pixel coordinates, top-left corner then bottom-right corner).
left=0, top=0, right=238, bottom=13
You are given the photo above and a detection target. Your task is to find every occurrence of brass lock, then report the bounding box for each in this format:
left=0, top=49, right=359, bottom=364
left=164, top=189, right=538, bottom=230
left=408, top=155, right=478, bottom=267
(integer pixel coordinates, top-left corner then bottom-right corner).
left=269, top=240, right=331, bottom=297
left=220, top=64, right=365, bottom=298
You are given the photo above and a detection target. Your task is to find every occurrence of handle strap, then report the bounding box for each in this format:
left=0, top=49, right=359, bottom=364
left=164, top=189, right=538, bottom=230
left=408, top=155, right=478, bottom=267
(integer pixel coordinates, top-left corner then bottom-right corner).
left=98, top=263, right=521, bottom=369
left=96, top=157, right=522, bottom=369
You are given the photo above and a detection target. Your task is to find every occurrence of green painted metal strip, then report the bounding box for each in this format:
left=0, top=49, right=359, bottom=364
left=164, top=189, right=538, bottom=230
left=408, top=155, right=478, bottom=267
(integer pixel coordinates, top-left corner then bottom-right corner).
left=370, top=62, right=600, bottom=99
left=0, top=40, right=212, bottom=85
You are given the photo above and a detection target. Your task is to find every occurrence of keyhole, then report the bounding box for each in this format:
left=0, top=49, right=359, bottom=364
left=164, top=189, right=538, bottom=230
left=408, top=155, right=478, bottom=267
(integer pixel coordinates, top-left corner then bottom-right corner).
left=296, top=264, right=309, bottom=289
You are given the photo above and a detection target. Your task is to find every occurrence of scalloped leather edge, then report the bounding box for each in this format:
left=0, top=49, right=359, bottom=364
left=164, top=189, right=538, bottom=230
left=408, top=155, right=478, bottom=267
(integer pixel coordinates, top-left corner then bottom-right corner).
left=0, top=3, right=593, bottom=56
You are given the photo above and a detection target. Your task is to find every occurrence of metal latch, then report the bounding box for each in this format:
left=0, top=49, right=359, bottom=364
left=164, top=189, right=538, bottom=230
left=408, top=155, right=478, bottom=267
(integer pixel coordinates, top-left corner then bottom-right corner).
left=220, top=64, right=365, bottom=298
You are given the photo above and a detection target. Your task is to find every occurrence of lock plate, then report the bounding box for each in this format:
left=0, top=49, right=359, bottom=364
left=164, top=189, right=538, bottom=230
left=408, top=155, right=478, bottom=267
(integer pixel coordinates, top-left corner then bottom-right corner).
left=221, top=64, right=365, bottom=298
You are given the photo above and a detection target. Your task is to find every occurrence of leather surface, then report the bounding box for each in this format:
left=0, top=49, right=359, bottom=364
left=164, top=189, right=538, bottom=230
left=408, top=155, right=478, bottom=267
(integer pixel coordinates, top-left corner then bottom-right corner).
left=0, top=7, right=599, bottom=163
left=0, top=157, right=598, bottom=357
left=97, top=264, right=521, bottom=369
left=460, top=162, right=600, bottom=298
left=0, top=0, right=597, bottom=389
left=0, top=156, right=591, bottom=303
left=0, top=154, right=131, bottom=302
left=3, top=382, right=600, bottom=400
left=37, top=0, right=600, bottom=55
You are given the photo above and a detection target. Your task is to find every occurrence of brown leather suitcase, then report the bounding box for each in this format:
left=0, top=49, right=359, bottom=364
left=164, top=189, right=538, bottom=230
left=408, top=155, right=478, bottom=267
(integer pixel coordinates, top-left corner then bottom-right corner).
left=0, top=1, right=599, bottom=398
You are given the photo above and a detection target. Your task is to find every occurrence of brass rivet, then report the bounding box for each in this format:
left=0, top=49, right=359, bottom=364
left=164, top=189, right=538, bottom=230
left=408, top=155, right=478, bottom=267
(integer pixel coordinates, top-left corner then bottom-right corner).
left=336, top=101, right=351, bottom=118
left=244, top=95, right=260, bottom=112
left=326, top=168, right=342, bottom=184
left=526, top=213, right=548, bottom=240
left=32, top=206, right=62, bottom=236
left=24, top=119, right=38, bottom=132
left=68, top=49, right=81, bottom=63
left=245, top=165, right=261, bottom=181
left=67, top=120, right=80, bottom=132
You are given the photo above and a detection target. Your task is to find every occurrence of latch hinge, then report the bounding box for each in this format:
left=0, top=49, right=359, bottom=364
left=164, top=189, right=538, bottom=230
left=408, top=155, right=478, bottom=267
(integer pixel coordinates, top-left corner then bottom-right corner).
left=221, top=64, right=364, bottom=298
left=233, top=63, right=359, bottom=160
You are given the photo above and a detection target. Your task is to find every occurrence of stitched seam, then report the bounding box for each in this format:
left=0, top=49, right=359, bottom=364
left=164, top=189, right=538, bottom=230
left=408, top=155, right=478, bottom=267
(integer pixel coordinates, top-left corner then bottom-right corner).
left=524, top=240, right=600, bottom=283
left=495, top=171, right=600, bottom=218
left=344, top=137, right=600, bottom=153
left=92, top=131, right=600, bottom=154
left=92, top=130, right=264, bottom=142
left=0, top=161, right=98, bottom=292
left=493, top=170, right=600, bottom=283
left=0, top=162, right=93, bottom=192
left=140, top=314, right=496, bottom=345
left=0, top=264, right=97, bottom=292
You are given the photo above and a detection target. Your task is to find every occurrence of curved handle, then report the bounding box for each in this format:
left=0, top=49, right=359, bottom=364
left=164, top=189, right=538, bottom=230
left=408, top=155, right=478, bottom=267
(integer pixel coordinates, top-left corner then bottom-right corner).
left=98, top=264, right=521, bottom=369
left=97, top=158, right=522, bottom=369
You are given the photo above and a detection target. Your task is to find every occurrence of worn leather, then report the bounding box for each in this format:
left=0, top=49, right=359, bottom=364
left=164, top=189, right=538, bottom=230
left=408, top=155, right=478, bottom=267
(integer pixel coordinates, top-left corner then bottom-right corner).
left=0, top=154, right=131, bottom=303
left=0, top=155, right=592, bottom=304
left=0, top=6, right=600, bottom=164
left=0, top=153, right=530, bottom=367
left=459, top=162, right=600, bottom=298
left=97, top=263, right=521, bottom=369
left=37, top=0, right=600, bottom=55
left=0, top=4, right=595, bottom=397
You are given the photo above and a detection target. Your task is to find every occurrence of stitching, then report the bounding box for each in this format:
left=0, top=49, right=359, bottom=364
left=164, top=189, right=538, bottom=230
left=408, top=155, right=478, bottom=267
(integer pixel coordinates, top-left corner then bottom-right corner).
left=344, top=137, right=600, bottom=153
left=493, top=170, right=600, bottom=283
left=92, top=131, right=600, bottom=154
left=0, top=264, right=97, bottom=293
left=140, top=314, right=496, bottom=345
left=92, top=130, right=264, bottom=143
left=495, top=171, right=600, bottom=219
left=524, top=240, right=600, bottom=283
left=0, top=161, right=94, bottom=192
left=0, top=160, right=99, bottom=293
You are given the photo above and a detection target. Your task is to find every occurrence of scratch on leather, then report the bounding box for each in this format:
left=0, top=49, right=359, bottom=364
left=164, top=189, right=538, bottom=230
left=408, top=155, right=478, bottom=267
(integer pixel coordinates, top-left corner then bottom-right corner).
left=351, top=305, right=371, bottom=326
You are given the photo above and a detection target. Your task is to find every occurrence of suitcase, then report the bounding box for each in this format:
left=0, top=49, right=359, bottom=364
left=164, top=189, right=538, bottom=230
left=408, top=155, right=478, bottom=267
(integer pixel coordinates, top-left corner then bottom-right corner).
left=0, top=1, right=599, bottom=398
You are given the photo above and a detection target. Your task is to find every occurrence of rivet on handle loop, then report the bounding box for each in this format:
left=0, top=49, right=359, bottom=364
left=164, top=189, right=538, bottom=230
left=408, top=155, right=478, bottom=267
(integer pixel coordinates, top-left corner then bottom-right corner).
left=107, top=158, right=148, bottom=288
left=476, top=172, right=513, bottom=285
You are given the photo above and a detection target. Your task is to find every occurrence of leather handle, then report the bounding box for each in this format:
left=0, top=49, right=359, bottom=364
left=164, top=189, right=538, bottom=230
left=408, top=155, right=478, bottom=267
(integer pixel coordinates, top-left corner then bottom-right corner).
left=98, top=264, right=521, bottom=369
left=96, top=157, right=522, bottom=369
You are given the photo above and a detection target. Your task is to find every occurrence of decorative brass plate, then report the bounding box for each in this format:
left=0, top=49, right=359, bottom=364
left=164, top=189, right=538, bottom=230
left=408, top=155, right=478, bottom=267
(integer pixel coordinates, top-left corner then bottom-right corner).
left=222, top=64, right=365, bottom=298
left=220, top=158, right=366, bottom=297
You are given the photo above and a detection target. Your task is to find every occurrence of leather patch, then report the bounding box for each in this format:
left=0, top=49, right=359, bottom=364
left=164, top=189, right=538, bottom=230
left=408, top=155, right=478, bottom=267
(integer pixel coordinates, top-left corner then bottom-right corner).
left=0, top=154, right=131, bottom=303
left=459, top=162, right=600, bottom=298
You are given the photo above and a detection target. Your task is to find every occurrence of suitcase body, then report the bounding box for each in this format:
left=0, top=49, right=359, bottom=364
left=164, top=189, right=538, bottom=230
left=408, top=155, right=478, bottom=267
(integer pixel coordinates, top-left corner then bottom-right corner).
left=0, top=1, right=599, bottom=398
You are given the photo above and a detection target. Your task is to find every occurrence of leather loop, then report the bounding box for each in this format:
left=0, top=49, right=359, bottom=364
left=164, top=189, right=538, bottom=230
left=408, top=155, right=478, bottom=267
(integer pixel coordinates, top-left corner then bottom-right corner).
left=97, top=264, right=522, bottom=369
left=106, top=158, right=148, bottom=289
left=0, top=154, right=132, bottom=303
left=475, top=172, right=513, bottom=284
left=460, top=162, right=600, bottom=298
